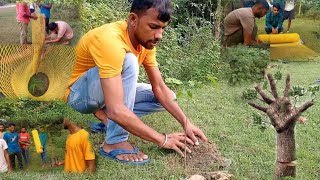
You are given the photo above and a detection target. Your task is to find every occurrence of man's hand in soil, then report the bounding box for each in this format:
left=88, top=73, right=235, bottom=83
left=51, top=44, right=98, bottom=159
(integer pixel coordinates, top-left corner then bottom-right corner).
left=185, top=123, right=208, bottom=145
left=162, top=133, right=194, bottom=157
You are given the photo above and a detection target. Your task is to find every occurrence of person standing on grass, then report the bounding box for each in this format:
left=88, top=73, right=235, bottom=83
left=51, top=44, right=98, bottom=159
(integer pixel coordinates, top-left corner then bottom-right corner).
left=0, top=123, right=5, bottom=139
left=3, top=123, right=23, bottom=170
left=54, top=118, right=95, bottom=174
left=16, top=1, right=38, bottom=44
left=0, top=138, right=11, bottom=173
left=39, top=127, right=47, bottom=167
left=19, top=127, right=31, bottom=166
left=265, top=3, right=283, bottom=34
left=45, top=21, right=74, bottom=45
left=224, top=0, right=269, bottom=46
left=38, top=0, right=53, bottom=34
left=64, top=0, right=207, bottom=165
left=283, top=0, right=297, bottom=33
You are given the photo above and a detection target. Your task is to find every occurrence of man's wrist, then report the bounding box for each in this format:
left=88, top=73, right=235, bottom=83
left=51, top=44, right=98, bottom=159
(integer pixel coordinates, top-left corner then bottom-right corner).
left=155, top=133, right=166, bottom=147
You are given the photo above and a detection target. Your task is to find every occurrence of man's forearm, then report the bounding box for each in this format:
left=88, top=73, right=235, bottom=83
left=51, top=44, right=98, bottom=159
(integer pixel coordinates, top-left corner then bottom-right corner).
left=86, top=160, right=95, bottom=174
left=107, top=105, right=164, bottom=146
left=46, top=38, right=61, bottom=43
left=153, top=84, right=189, bottom=127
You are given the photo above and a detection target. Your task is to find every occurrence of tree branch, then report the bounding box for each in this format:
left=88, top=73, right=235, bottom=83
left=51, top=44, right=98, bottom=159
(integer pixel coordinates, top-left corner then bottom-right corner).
left=297, top=101, right=314, bottom=114
left=255, top=85, right=274, bottom=104
left=283, top=75, right=291, bottom=98
left=267, top=74, right=279, bottom=99
left=248, top=101, right=268, bottom=112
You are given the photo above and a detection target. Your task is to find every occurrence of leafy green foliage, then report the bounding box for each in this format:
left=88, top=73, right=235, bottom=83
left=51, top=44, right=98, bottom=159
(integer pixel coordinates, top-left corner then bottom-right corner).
left=252, top=113, right=268, bottom=131
left=242, top=88, right=257, bottom=100
left=223, top=45, right=269, bottom=85
left=0, top=98, right=67, bottom=128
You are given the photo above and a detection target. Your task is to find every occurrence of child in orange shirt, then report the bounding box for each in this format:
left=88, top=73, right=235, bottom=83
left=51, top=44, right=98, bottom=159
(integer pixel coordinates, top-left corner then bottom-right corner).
left=54, top=118, right=95, bottom=173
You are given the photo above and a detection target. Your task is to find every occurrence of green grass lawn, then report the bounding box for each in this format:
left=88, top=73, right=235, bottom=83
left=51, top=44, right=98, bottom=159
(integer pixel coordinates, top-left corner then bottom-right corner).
left=256, top=17, right=320, bottom=53
left=2, top=61, right=320, bottom=179
left=0, top=6, right=81, bottom=46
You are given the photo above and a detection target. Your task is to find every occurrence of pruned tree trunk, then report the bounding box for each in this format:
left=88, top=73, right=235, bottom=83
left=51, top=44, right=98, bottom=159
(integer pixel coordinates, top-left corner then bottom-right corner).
left=276, top=126, right=296, bottom=177
left=214, top=0, right=222, bottom=40
left=248, top=74, right=314, bottom=178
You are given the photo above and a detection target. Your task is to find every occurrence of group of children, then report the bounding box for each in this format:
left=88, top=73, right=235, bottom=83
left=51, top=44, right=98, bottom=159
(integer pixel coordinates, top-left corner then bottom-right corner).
left=16, top=1, right=74, bottom=45
left=0, top=118, right=95, bottom=174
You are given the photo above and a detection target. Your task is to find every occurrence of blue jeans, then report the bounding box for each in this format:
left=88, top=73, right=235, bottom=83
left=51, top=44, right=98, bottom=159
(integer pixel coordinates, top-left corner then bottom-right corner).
left=265, top=26, right=283, bottom=34
left=41, top=148, right=46, bottom=164
left=68, top=53, right=173, bottom=144
left=21, top=148, right=30, bottom=165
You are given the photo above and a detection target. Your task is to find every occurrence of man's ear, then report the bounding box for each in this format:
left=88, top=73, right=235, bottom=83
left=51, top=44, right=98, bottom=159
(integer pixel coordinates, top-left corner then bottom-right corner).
left=129, top=13, right=139, bottom=28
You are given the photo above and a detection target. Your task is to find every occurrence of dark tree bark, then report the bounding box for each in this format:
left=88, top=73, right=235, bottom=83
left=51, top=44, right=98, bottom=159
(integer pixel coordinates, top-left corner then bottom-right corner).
left=248, top=74, right=314, bottom=178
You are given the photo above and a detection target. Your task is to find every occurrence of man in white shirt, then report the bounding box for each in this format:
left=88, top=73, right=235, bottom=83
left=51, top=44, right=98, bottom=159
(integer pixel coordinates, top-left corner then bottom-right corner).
left=0, top=123, right=5, bottom=139
left=283, top=0, right=297, bottom=32
left=0, top=139, right=11, bottom=173
left=45, top=21, right=74, bottom=45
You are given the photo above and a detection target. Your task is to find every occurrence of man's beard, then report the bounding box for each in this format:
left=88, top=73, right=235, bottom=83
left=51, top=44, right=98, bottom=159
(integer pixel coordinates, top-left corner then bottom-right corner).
left=135, top=32, right=159, bottom=50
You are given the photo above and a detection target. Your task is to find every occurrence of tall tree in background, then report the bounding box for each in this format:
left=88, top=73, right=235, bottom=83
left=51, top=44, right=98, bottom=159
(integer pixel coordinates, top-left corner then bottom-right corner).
left=214, top=0, right=222, bottom=40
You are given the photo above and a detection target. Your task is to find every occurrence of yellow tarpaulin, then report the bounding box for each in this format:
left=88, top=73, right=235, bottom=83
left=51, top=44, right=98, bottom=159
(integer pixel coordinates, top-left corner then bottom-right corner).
left=258, top=33, right=319, bottom=61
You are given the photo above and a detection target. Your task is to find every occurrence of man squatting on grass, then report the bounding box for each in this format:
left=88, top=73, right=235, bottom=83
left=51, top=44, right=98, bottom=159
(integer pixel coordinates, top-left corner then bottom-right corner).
left=223, top=0, right=269, bottom=46
left=265, top=3, right=283, bottom=34
left=45, top=21, right=74, bottom=45
left=64, top=0, right=208, bottom=164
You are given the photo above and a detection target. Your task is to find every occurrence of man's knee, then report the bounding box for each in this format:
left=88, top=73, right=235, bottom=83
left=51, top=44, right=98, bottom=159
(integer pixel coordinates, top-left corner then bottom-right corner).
left=122, top=53, right=139, bottom=79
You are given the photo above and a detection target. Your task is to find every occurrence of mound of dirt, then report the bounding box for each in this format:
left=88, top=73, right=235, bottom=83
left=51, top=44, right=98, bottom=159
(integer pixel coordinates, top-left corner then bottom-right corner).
left=183, top=141, right=224, bottom=171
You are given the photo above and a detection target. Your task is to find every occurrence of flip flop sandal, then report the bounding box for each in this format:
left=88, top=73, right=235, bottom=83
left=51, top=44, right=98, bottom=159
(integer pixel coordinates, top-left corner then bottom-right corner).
left=99, top=147, right=150, bottom=165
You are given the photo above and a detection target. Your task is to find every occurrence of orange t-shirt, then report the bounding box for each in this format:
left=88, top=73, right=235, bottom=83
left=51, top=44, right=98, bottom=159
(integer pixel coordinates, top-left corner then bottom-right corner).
left=63, top=20, right=158, bottom=101
left=64, top=129, right=95, bottom=173
left=19, top=132, right=30, bottom=149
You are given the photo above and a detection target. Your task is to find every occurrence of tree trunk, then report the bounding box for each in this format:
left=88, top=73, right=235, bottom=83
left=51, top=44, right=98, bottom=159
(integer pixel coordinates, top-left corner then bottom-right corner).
left=275, top=125, right=296, bottom=178
left=298, top=0, right=302, bottom=16
left=214, top=0, right=222, bottom=40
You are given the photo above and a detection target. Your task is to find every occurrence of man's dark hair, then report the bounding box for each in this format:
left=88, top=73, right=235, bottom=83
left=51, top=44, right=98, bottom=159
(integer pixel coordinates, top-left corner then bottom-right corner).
left=130, top=0, right=172, bottom=22
left=255, top=0, right=270, bottom=10
left=8, top=123, right=15, bottom=127
left=48, top=22, right=58, bottom=31
left=273, top=3, right=281, bottom=10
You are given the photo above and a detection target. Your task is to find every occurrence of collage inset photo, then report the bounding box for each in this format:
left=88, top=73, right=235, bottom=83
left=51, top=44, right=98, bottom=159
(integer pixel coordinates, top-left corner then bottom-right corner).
left=0, top=0, right=81, bottom=45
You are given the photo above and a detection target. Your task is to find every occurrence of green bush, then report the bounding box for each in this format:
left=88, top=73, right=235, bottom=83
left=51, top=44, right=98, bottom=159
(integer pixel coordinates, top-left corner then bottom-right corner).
left=223, top=45, right=269, bottom=85
left=0, top=98, right=93, bottom=128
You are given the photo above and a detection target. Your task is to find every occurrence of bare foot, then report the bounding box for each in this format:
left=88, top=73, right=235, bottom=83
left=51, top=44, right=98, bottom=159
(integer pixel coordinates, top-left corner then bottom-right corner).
left=103, top=141, right=148, bottom=162
left=94, top=109, right=108, bottom=125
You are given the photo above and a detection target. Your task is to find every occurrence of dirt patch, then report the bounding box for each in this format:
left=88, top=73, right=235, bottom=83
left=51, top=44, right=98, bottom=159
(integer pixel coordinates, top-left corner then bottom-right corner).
left=28, top=72, right=49, bottom=97
left=183, top=141, right=225, bottom=172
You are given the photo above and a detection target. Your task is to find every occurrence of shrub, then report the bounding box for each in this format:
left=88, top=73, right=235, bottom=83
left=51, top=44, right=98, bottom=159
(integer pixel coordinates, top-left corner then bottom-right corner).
left=222, top=45, right=269, bottom=85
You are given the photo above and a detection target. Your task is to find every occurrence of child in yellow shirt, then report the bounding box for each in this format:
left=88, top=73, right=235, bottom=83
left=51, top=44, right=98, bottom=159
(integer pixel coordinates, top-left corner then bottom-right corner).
left=55, top=118, right=95, bottom=173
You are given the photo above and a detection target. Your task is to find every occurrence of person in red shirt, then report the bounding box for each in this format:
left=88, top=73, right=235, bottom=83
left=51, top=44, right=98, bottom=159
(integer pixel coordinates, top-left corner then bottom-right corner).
left=16, top=1, right=38, bottom=44
left=19, top=127, right=31, bottom=166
